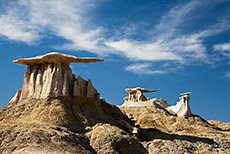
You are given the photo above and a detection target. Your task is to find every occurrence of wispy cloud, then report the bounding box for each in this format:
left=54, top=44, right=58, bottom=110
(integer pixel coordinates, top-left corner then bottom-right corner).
left=125, top=63, right=166, bottom=75
left=0, top=0, right=106, bottom=53
left=214, top=43, right=230, bottom=51
left=0, top=0, right=229, bottom=75
left=104, top=39, right=182, bottom=62
left=105, top=0, right=230, bottom=74
left=213, top=43, right=230, bottom=58
left=154, top=0, right=200, bottom=38
left=0, top=8, right=41, bottom=44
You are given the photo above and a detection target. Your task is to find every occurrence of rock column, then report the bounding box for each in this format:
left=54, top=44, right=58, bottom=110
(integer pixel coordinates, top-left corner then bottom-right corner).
left=11, top=52, right=103, bottom=102
left=19, top=63, right=73, bottom=100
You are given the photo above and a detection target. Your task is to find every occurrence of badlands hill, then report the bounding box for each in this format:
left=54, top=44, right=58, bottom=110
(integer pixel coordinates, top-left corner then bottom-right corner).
left=0, top=53, right=229, bottom=154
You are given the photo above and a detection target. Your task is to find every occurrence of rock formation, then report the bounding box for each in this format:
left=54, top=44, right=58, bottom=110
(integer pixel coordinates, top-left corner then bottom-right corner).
left=121, top=87, right=165, bottom=107
left=124, top=87, right=160, bottom=102
left=120, top=107, right=230, bottom=154
left=11, top=52, right=103, bottom=102
left=121, top=87, right=193, bottom=118
left=0, top=53, right=229, bottom=154
left=1, top=52, right=148, bottom=154
left=166, top=92, right=192, bottom=118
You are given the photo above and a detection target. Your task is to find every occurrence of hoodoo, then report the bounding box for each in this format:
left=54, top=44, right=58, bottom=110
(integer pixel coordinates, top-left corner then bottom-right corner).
left=1, top=53, right=230, bottom=154
left=11, top=52, right=104, bottom=102
left=121, top=87, right=193, bottom=118
left=120, top=87, right=168, bottom=108
left=166, top=92, right=192, bottom=118
left=124, top=87, right=160, bottom=102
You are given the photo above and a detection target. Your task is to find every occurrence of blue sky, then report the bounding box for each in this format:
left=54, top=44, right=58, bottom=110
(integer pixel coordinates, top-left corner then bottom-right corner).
left=0, top=0, right=229, bottom=122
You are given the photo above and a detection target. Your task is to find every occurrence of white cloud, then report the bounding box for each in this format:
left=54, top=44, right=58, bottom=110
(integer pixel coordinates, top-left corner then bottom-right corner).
left=0, top=0, right=229, bottom=75
left=104, top=0, right=229, bottom=74
left=125, top=63, right=166, bottom=75
left=105, top=39, right=182, bottom=62
left=154, top=0, right=200, bottom=38
left=0, top=9, right=40, bottom=44
left=213, top=43, right=230, bottom=58
left=213, top=43, right=230, bottom=51
left=0, top=0, right=106, bottom=53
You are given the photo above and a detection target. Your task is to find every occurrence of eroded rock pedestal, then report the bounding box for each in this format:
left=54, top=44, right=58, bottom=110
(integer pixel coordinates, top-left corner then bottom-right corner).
left=166, top=92, right=192, bottom=118
left=0, top=53, right=230, bottom=154
left=121, top=87, right=192, bottom=118
left=1, top=52, right=148, bottom=154
left=11, top=52, right=103, bottom=103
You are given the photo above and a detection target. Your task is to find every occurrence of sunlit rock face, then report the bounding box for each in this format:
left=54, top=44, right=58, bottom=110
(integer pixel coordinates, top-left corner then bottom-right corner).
left=120, top=87, right=165, bottom=107
left=11, top=52, right=103, bottom=102
left=121, top=87, right=193, bottom=118
left=166, top=92, right=192, bottom=118
left=124, top=87, right=160, bottom=102
left=19, top=63, right=73, bottom=100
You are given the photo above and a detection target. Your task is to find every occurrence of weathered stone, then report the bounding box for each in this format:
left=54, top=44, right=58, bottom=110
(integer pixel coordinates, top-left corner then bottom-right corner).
left=73, top=76, right=88, bottom=97
left=12, top=52, right=103, bottom=100
left=9, top=89, right=22, bottom=104
left=18, top=63, right=73, bottom=100
left=124, top=87, right=160, bottom=102
left=121, top=87, right=193, bottom=118
left=86, top=124, right=147, bottom=154
left=87, top=79, right=99, bottom=98
left=117, top=120, right=139, bottom=135
left=166, top=92, right=192, bottom=118
left=13, top=52, right=104, bottom=65
left=120, top=107, right=230, bottom=154
left=121, top=87, right=163, bottom=107
left=155, top=98, right=170, bottom=108
left=2, top=52, right=230, bottom=154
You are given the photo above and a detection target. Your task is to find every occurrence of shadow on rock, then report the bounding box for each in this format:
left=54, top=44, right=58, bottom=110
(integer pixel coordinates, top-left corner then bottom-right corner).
left=140, top=127, right=218, bottom=145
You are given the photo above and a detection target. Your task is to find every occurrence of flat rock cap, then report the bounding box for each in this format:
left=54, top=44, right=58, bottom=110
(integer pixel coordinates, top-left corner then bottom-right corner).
left=13, top=52, right=104, bottom=65
left=126, top=87, right=160, bottom=94
left=180, top=92, right=191, bottom=95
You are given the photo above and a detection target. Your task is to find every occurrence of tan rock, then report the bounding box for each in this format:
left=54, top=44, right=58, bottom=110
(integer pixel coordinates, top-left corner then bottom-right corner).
left=12, top=52, right=103, bottom=100
left=9, top=89, right=22, bottom=104
left=121, top=87, right=192, bottom=118
left=87, top=79, right=99, bottom=98
left=18, top=63, right=73, bottom=100
left=0, top=96, right=145, bottom=154
left=121, top=87, right=166, bottom=108
left=124, top=87, right=160, bottom=102
left=117, top=120, right=139, bottom=135
left=2, top=52, right=230, bottom=154
left=13, top=52, right=104, bottom=65
left=86, top=124, right=147, bottom=154
left=120, top=107, right=230, bottom=154
left=73, top=76, right=88, bottom=97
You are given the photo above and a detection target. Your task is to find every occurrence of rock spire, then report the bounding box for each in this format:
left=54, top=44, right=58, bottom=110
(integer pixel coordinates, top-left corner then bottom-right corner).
left=10, top=52, right=103, bottom=102
left=166, top=92, right=192, bottom=118
left=121, top=87, right=192, bottom=118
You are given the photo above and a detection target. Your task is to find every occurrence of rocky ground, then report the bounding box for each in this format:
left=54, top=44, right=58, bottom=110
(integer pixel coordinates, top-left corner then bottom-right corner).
left=0, top=97, right=229, bottom=154
left=120, top=107, right=230, bottom=154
